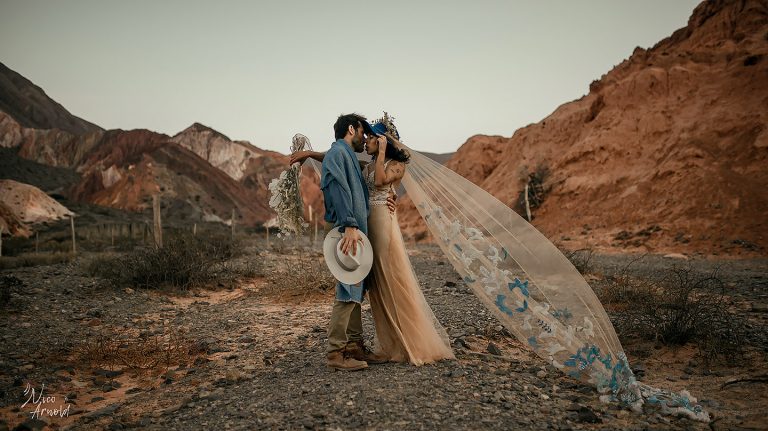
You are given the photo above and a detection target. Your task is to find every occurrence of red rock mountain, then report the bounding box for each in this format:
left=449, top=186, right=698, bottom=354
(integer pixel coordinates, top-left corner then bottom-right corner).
left=399, top=0, right=768, bottom=255
left=169, top=123, right=322, bottom=223
left=0, top=113, right=271, bottom=227
left=0, top=62, right=102, bottom=135
left=0, top=58, right=442, bottom=236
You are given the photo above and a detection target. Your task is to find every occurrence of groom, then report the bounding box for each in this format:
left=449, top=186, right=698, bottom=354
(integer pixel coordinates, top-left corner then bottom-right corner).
left=321, top=113, right=387, bottom=371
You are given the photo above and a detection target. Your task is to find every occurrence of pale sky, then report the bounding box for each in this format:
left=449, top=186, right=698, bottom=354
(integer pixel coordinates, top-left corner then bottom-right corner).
left=0, top=0, right=700, bottom=154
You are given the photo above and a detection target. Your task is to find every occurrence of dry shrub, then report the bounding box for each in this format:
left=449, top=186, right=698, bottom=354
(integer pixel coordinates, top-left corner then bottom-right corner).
left=602, top=263, right=748, bottom=363
left=218, top=258, right=264, bottom=281
left=595, top=254, right=651, bottom=306
left=0, top=251, right=75, bottom=270
left=72, top=326, right=201, bottom=374
left=260, top=250, right=335, bottom=302
left=563, top=248, right=594, bottom=275
left=87, top=232, right=246, bottom=289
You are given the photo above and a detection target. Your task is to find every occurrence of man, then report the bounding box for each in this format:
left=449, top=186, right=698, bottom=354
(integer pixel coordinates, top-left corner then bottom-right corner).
left=321, top=113, right=387, bottom=371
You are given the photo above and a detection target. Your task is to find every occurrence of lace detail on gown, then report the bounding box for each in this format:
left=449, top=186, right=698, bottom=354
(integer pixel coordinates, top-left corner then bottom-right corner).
left=365, top=160, right=396, bottom=206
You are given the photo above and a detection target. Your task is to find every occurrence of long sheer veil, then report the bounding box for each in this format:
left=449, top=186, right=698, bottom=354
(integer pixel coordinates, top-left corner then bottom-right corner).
left=399, top=144, right=709, bottom=421
left=291, top=132, right=707, bottom=421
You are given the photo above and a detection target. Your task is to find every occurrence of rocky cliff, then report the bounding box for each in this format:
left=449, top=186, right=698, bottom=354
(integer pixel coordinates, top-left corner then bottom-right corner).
left=0, top=110, right=293, bottom=230
left=399, top=0, right=768, bottom=255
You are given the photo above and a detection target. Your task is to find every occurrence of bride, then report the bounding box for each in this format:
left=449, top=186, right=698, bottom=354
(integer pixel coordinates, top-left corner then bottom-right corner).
left=291, top=114, right=454, bottom=365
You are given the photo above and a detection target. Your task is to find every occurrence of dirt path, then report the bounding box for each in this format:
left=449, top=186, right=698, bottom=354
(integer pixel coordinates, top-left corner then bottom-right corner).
left=0, top=246, right=766, bottom=430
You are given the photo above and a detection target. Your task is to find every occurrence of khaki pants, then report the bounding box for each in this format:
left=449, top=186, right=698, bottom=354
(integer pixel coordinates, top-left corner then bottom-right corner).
left=327, top=300, right=363, bottom=353
left=324, top=221, right=363, bottom=353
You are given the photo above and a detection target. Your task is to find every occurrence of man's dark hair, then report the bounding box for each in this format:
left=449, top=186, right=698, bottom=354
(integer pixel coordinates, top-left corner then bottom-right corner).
left=334, top=113, right=370, bottom=140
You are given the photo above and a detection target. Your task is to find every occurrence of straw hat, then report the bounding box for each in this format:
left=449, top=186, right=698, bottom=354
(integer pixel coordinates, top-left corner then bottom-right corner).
left=322, top=228, right=373, bottom=285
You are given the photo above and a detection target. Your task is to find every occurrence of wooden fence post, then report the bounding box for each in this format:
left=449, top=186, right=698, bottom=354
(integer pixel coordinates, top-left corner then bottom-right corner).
left=308, top=204, right=313, bottom=244
left=193, top=223, right=197, bottom=236
left=70, top=216, right=76, bottom=254
left=153, top=194, right=163, bottom=248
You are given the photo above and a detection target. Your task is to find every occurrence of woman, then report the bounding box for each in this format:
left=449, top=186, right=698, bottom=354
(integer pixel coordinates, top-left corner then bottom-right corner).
left=291, top=115, right=454, bottom=365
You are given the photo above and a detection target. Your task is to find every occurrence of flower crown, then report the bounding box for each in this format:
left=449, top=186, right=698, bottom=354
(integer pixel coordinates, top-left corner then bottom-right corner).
left=372, top=112, right=401, bottom=142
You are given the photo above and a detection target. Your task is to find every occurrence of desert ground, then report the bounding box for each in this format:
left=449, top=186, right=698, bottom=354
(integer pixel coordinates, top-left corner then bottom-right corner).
left=1, top=232, right=766, bottom=431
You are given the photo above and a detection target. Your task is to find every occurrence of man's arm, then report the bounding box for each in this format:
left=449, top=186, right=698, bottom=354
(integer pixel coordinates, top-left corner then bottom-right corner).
left=326, top=179, right=363, bottom=255
left=290, top=151, right=325, bottom=166
left=325, top=179, right=358, bottom=231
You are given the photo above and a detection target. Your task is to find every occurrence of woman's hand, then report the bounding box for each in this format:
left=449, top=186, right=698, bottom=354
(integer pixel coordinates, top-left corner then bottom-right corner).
left=386, top=194, right=397, bottom=215
left=384, top=132, right=402, bottom=149
left=377, top=135, right=387, bottom=156
left=289, top=151, right=312, bottom=166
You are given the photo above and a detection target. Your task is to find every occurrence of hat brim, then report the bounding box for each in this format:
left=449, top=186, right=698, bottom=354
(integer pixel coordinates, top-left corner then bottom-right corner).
left=361, top=121, right=378, bottom=136
left=369, top=122, right=387, bottom=137
left=322, top=228, right=374, bottom=285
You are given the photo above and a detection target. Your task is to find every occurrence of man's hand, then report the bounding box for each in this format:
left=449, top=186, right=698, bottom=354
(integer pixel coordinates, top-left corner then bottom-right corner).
left=340, top=227, right=362, bottom=255
left=289, top=151, right=311, bottom=166
left=386, top=194, right=397, bottom=215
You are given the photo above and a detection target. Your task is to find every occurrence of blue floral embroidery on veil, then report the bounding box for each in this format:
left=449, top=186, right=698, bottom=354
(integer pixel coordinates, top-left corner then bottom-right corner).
left=508, top=278, right=529, bottom=297
left=496, top=294, right=528, bottom=316
left=495, top=295, right=512, bottom=315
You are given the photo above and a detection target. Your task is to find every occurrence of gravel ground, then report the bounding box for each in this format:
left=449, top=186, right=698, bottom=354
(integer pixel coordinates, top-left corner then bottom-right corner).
left=0, top=243, right=766, bottom=430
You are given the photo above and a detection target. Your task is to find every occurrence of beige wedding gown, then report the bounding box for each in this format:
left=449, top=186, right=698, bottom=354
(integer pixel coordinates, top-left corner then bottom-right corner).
left=363, top=160, right=455, bottom=365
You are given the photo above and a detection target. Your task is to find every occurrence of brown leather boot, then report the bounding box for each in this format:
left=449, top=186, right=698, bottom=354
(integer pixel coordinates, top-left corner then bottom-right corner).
left=326, top=350, right=368, bottom=371
left=345, top=341, right=389, bottom=365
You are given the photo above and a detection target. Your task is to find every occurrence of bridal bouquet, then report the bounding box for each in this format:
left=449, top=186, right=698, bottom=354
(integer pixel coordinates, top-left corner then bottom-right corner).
left=267, top=134, right=311, bottom=237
